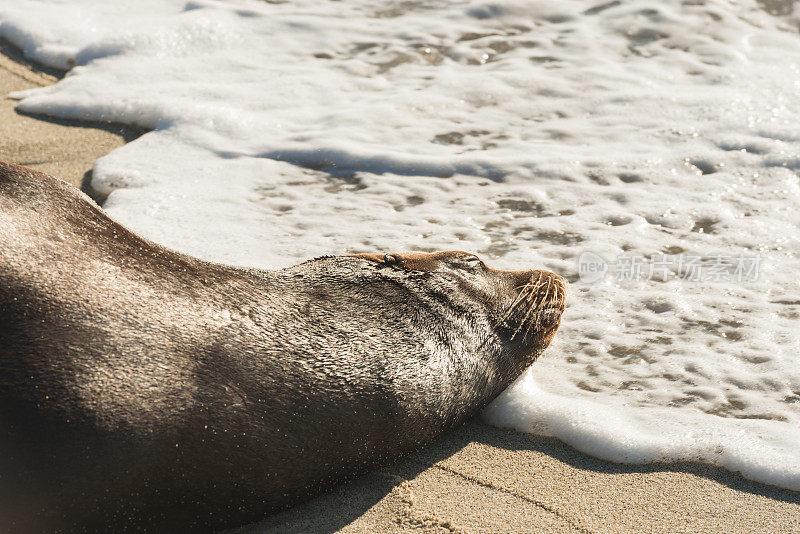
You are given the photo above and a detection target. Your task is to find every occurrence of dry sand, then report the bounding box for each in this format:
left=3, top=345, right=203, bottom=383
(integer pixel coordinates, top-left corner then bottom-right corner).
left=250, top=421, right=800, bottom=533
left=2, top=42, right=799, bottom=534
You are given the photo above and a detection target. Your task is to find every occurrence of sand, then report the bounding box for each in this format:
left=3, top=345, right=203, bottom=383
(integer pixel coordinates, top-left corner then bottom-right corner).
left=1, top=43, right=799, bottom=534
left=0, top=39, right=142, bottom=190
left=249, top=421, right=800, bottom=533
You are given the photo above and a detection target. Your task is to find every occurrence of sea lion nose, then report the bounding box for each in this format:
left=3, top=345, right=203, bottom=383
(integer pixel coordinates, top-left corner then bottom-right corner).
left=495, top=268, right=566, bottom=346
left=490, top=265, right=567, bottom=310
left=527, top=270, right=567, bottom=306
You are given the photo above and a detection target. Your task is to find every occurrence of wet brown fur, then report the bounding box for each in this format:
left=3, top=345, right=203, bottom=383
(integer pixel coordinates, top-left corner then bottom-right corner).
left=0, top=160, right=566, bottom=531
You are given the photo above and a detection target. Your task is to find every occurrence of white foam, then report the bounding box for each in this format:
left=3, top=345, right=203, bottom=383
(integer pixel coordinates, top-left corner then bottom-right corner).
left=2, top=0, right=800, bottom=491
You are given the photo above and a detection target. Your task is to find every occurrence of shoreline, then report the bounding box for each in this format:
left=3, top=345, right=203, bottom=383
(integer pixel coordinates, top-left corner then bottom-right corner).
left=0, top=37, right=144, bottom=194
left=1, top=46, right=798, bottom=533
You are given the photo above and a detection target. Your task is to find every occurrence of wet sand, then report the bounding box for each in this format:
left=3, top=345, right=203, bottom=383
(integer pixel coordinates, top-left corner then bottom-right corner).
left=0, top=39, right=142, bottom=190
left=2, top=44, right=799, bottom=534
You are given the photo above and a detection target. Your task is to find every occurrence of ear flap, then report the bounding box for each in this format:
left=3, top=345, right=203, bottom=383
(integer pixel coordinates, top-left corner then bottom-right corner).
left=348, top=253, right=404, bottom=268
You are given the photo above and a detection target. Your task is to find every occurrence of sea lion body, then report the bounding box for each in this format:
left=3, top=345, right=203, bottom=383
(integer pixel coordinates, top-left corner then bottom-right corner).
left=0, top=160, right=566, bottom=531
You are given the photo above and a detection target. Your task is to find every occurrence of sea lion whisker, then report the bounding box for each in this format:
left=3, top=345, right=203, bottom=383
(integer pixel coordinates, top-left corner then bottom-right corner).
left=518, top=302, right=542, bottom=341
left=523, top=313, right=539, bottom=343
left=509, top=283, right=534, bottom=308
left=495, top=284, right=534, bottom=327
left=527, top=279, right=558, bottom=337
left=526, top=281, right=549, bottom=315
left=513, top=276, right=555, bottom=339
left=505, top=278, right=545, bottom=327
left=511, top=294, right=541, bottom=341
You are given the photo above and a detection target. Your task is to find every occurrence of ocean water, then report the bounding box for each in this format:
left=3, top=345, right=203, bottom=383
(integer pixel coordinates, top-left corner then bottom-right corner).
left=1, top=0, right=799, bottom=490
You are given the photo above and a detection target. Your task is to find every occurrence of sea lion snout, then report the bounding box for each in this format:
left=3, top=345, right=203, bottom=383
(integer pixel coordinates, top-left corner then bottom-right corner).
left=522, top=269, right=567, bottom=323
left=518, top=269, right=567, bottom=311
left=492, top=268, right=567, bottom=348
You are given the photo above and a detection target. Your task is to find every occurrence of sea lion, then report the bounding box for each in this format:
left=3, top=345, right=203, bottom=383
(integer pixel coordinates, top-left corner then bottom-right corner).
left=0, top=159, right=566, bottom=532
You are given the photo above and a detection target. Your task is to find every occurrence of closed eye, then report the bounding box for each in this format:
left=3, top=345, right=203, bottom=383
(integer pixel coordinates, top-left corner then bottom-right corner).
left=452, top=255, right=484, bottom=270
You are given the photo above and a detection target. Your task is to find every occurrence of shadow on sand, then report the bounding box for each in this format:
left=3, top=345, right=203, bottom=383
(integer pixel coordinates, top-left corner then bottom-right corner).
left=241, top=420, right=799, bottom=533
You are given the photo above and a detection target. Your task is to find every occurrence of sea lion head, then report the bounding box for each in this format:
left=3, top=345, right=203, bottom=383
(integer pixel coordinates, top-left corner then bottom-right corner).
left=347, top=251, right=566, bottom=365
left=281, top=250, right=566, bottom=417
